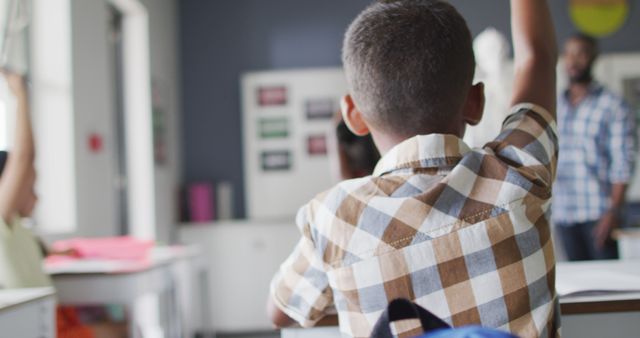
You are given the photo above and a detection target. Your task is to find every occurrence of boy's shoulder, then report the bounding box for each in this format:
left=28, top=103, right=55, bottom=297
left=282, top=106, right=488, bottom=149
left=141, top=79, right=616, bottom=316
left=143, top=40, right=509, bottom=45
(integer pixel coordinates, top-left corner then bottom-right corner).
left=306, top=175, right=376, bottom=214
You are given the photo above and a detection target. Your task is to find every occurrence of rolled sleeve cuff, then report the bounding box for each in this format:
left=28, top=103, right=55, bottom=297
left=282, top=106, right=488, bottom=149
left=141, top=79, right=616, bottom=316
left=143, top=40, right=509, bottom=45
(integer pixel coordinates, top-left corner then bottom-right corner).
left=269, top=277, right=325, bottom=328
left=510, top=103, right=556, bottom=126
left=610, top=169, right=633, bottom=184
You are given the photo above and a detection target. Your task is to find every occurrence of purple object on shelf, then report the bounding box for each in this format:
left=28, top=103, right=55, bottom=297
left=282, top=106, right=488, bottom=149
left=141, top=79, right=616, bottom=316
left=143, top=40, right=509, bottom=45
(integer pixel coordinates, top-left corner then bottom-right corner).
left=189, top=182, right=215, bottom=222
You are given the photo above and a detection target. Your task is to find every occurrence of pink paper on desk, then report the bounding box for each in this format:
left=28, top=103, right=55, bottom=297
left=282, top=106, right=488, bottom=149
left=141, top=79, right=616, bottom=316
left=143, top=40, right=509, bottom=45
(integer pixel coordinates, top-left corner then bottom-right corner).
left=51, top=236, right=154, bottom=260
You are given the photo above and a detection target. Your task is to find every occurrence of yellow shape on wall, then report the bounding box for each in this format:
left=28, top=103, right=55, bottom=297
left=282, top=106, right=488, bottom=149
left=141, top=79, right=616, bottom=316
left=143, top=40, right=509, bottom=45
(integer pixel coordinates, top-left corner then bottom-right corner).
left=569, top=0, right=629, bottom=37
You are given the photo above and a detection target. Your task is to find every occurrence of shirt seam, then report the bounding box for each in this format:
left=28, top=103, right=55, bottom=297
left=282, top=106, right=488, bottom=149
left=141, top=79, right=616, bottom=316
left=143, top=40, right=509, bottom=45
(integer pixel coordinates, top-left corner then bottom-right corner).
left=327, top=197, right=528, bottom=266
left=377, top=156, right=463, bottom=176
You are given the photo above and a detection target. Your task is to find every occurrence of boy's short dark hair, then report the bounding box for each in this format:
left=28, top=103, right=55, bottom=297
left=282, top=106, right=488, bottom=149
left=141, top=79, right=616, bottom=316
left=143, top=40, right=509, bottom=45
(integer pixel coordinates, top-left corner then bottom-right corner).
left=342, top=0, right=475, bottom=137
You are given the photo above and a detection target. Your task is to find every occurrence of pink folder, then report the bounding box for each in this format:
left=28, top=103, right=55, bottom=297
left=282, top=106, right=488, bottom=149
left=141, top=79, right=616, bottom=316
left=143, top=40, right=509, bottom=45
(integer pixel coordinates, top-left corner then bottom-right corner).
left=51, top=236, right=154, bottom=260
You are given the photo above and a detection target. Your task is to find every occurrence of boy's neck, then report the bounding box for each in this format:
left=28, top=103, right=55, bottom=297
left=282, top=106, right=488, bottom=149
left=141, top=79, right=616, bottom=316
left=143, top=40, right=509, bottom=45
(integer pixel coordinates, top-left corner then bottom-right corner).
left=371, top=129, right=464, bottom=156
left=368, top=114, right=467, bottom=155
left=370, top=132, right=407, bottom=155
left=568, top=81, right=592, bottom=106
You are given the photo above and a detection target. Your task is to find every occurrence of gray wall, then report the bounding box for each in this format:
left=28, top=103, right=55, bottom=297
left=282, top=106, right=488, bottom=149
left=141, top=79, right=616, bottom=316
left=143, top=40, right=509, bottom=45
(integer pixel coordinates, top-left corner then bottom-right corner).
left=180, top=0, right=640, bottom=218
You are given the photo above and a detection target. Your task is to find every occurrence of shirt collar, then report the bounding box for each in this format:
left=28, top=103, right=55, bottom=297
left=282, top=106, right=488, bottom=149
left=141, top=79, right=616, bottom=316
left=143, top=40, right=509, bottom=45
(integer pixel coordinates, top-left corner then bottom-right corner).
left=562, top=81, right=603, bottom=102
left=373, top=134, right=471, bottom=176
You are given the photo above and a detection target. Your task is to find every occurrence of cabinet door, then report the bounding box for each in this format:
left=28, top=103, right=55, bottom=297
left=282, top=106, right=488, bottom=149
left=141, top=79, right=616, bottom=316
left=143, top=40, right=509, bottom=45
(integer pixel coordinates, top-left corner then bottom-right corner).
left=180, top=221, right=300, bottom=332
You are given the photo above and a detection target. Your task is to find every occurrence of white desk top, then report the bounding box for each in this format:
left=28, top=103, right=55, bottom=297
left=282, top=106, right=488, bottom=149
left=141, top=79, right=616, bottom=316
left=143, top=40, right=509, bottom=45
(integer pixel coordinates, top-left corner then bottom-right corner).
left=45, top=245, right=200, bottom=275
left=557, top=259, right=640, bottom=300
left=556, top=260, right=640, bottom=313
left=0, top=287, right=55, bottom=312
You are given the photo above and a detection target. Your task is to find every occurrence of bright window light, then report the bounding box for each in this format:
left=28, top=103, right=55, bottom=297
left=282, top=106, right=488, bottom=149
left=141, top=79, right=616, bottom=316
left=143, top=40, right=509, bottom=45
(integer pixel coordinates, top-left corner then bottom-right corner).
left=31, top=0, right=76, bottom=234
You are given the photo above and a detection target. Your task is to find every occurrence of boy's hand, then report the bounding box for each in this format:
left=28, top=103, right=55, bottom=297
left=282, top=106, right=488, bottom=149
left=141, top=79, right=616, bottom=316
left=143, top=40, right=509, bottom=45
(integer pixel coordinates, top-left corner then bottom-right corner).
left=267, top=295, right=296, bottom=328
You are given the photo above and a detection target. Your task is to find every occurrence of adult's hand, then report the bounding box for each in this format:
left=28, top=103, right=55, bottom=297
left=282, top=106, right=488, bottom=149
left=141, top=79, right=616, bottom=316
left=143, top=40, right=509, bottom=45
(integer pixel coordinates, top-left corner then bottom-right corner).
left=593, top=210, right=618, bottom=250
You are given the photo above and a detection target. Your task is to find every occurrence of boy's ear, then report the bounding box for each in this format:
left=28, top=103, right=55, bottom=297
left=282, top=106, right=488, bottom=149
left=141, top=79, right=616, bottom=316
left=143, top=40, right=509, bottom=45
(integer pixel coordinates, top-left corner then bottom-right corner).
left=463, top=82, right=485, bottom=126
left=341, top=94, right=370, bottom=136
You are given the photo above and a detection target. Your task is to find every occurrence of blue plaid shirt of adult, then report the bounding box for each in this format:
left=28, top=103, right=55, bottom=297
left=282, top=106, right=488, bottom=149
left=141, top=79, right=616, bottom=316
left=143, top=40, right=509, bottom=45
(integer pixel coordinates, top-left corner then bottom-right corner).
left=553, top=83, right=637, bottom=259
left=552, top=34, right=638, bottom=261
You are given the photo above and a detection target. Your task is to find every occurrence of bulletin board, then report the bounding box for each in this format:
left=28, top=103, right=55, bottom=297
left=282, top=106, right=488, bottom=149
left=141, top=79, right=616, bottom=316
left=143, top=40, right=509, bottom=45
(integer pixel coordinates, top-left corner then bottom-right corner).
left=241, top=68, right=348, bottom=220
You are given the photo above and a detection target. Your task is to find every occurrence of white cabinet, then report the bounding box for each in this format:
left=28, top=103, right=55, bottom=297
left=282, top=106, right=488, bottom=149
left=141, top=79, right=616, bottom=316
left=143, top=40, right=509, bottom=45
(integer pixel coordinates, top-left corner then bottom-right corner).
left=179, top=220, right=300, bottom=332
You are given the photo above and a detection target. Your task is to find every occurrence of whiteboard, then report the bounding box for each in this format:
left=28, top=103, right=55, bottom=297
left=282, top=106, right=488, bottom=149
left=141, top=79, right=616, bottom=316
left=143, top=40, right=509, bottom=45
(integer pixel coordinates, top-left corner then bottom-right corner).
left=241, top=68, right=347, bottom=220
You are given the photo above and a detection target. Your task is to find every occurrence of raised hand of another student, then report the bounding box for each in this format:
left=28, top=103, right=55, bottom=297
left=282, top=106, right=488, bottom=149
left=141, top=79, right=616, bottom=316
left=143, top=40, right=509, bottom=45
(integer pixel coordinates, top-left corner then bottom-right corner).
left=0, top=68, right=34, bottom=223
left=0, top=69, right=27, bottom=99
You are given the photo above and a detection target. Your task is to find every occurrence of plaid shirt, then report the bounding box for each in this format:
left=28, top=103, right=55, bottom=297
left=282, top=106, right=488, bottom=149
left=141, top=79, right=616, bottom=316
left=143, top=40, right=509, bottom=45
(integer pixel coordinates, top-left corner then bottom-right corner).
left=271, top=104, right=560, bottom=338
left=553, top=84, right=637, bottom=225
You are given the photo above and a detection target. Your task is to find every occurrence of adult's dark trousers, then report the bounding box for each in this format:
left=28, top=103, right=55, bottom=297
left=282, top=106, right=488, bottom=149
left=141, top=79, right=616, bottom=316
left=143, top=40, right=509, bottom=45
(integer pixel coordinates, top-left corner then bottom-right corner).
left=556, top=221, right=619, bottom=261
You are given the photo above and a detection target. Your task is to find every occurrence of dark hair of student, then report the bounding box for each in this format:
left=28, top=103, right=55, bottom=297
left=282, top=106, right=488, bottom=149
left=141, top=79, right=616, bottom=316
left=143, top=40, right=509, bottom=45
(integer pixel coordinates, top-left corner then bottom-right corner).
left=0, top=151, right=7, bottom=176
left=337, top=120, right=380, bottom=178
left=342, top=0, right=475, bottom=137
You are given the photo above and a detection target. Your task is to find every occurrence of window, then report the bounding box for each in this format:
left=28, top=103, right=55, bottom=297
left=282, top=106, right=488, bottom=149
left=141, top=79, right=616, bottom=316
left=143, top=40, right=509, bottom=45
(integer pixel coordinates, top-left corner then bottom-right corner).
left=31, top=0, right=76, bottom=234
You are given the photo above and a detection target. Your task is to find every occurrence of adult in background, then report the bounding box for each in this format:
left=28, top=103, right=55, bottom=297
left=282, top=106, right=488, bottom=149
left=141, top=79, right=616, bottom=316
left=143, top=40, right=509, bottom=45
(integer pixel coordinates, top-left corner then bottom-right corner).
left=554, top=33, right=637, bottom=261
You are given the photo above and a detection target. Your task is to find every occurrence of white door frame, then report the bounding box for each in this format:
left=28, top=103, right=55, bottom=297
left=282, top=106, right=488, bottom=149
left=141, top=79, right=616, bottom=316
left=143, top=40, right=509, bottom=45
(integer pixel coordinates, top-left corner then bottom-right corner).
left=108, top=0, right=156, bottom=240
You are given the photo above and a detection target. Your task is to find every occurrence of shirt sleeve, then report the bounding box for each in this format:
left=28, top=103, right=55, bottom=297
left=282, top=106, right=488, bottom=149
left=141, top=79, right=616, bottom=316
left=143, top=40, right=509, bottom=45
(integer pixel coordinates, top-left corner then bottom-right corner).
left=486, top=103, right=559, bottom=188
left=607, top=100, right=637, bottom=184
left=269, top=204, right=333, bottom=327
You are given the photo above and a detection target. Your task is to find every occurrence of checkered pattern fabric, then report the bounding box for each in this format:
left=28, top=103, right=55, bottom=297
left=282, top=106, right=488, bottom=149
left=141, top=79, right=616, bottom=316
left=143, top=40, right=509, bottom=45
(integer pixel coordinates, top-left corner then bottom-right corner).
left=270, top=103, right=560, bottom=338
left=553, top=84, right=637, bottom=225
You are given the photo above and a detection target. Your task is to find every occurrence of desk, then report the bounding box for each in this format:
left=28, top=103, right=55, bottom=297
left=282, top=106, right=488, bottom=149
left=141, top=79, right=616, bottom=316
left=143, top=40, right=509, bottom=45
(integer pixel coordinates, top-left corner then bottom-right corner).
left=0, top=287, right=56, bottom=338
left=282, top=260, right=640, bottom=338
left=558, top=260, right=640, bottom=337
left=46, top=246, right=202, bottom=338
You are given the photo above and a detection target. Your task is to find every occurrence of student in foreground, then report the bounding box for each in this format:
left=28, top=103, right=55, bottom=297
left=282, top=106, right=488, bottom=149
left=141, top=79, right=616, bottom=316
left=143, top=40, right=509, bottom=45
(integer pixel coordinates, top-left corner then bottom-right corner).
left=268, top=0, right=559, bottom=337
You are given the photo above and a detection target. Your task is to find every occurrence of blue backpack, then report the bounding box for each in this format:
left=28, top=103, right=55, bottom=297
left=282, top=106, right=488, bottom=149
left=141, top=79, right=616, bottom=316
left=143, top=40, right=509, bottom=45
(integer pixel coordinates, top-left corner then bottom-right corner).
left=371, top=299, right=518, bottom=338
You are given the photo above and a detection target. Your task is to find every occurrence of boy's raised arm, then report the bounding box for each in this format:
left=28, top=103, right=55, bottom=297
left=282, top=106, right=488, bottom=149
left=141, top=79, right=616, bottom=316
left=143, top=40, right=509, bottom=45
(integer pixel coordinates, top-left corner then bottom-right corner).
left=510, top=0, right=557, bottom=117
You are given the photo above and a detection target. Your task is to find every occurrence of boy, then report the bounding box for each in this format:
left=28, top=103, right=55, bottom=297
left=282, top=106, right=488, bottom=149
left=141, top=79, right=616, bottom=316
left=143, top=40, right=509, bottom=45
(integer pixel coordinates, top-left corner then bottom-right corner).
left=268, top=1, right=559, bottom=337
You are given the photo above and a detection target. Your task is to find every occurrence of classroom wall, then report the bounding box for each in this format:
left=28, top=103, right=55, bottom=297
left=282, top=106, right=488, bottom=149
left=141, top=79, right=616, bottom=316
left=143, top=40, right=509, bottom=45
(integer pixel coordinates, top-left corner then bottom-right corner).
left=180, top=0, right=640, bottom=219
left=70, top=0, right=180, bottom=241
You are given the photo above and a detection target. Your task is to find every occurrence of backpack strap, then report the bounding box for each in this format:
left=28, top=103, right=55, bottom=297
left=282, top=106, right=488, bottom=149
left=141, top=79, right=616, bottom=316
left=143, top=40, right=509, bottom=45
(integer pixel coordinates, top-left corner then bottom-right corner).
left=371, top=298, right=450, bottom=338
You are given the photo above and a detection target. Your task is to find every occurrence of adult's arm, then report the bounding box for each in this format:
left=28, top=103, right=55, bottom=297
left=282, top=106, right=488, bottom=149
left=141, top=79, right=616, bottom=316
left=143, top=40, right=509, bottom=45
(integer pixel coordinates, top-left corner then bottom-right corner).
left=593, top=184, right=627, bottom=249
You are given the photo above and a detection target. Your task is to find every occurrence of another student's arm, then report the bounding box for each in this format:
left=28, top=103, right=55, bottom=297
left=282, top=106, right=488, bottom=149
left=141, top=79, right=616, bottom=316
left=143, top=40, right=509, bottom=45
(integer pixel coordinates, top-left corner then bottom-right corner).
left=0, top=71, right=34, bottom=222
left=510, top=0, right=557, bottom=116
